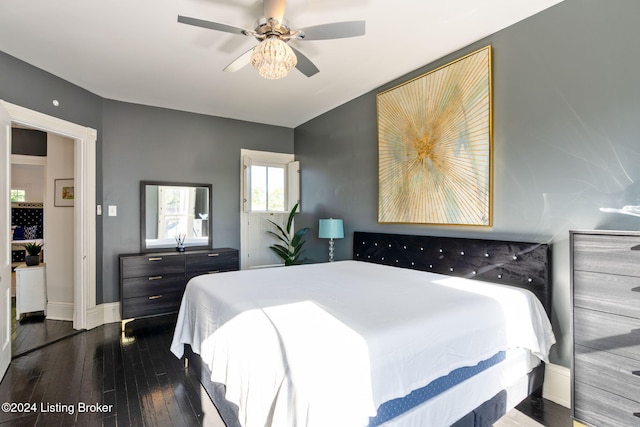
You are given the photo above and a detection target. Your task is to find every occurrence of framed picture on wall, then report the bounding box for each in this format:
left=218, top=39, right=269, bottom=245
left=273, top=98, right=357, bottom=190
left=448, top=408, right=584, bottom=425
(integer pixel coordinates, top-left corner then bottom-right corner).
left=377, top=46, right=492, bottom=226
left=54, top=178, right=74, bottom=207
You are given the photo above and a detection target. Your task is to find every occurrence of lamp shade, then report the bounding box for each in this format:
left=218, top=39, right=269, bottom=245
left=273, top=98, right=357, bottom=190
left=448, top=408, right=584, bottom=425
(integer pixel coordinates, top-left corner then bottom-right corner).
left=318, top=219, right=344, bottom=239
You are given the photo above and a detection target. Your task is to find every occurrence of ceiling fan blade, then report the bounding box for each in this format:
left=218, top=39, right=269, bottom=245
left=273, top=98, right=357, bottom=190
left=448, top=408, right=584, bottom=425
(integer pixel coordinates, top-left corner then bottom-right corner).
left=178, top=15, right=248, bottom=36
left=290, top=46, right=319, bottom=77
left=223, top=47, right=255, bottom=72
left=298, top=21, right=365, bottom=41
left=263, top=0, right=286, bottom=23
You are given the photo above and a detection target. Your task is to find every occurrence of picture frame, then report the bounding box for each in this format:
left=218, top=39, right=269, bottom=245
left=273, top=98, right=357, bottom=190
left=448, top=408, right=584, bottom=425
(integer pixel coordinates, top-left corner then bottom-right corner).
left=54, top=178, right=75, bottom=207
left=376, top=46, right=492, bottom=226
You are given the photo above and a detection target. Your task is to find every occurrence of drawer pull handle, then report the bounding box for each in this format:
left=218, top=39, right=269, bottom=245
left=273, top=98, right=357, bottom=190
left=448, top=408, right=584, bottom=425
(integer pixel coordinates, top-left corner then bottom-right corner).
left=148, top=295, right=163, bottom=300
left=632, top=286, right=640, bottom=293
left=208, top=270, right=220, bottom=274
left=148, top=276, right=163, bottom=281
left=634, top=413, right=640, bottom=418
left=633, top=371, right=640, bottom=377
left=148, top=257, right=163, bottom=261
left=208, top=253, right=220, bottom=257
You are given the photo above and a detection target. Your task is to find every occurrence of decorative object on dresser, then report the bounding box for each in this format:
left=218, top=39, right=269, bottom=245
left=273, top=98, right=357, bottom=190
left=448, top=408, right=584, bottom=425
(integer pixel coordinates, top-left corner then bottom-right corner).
left=22, top=241, right=43, bottom=266
left=318, top=218, right=344, bottom=262
left=120, top=248, right=238, bottom=328
left=570, top=230, right=640, bottom=427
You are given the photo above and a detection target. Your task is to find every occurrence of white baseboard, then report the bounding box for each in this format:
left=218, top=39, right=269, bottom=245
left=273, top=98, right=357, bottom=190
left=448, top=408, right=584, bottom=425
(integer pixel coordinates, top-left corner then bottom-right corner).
left=46, top=301, right=74, bottom=321
left=86, top=302, right=121, bottom=329
left=543, top=362, right=571, bottom=408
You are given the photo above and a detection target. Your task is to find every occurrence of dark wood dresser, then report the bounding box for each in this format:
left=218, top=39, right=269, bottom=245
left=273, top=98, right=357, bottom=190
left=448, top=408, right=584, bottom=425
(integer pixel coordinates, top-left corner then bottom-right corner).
left=570, top=230, right=640, bottom=427
left=120, top=248, right=238, bottom=322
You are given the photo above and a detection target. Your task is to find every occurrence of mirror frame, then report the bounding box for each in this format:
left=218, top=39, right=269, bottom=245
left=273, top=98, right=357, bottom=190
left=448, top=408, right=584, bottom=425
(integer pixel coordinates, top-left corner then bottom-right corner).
left=140, top=180, right=213, bottom=253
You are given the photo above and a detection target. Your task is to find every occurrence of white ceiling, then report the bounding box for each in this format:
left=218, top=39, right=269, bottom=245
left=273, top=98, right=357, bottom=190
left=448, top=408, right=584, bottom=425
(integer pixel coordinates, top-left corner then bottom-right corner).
left=0, top=0, right=563, bottom=128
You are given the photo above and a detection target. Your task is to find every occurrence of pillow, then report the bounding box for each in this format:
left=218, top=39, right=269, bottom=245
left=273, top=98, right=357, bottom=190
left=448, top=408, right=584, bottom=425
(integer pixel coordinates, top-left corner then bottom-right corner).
left=12, top=226, right=24, bottom=240
left=24, top=225, right=37, bottom=240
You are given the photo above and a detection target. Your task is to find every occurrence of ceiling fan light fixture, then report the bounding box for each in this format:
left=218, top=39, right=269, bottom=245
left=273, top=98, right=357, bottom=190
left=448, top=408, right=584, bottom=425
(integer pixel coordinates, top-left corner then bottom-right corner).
left=250, top=36, right=297, bottom=79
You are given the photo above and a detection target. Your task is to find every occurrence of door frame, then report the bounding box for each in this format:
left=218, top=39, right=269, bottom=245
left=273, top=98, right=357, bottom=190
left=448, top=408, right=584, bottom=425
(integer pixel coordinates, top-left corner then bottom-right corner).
left=1, top=100, right=96, bottom=330
left=240, top=149, right=298, bottom=270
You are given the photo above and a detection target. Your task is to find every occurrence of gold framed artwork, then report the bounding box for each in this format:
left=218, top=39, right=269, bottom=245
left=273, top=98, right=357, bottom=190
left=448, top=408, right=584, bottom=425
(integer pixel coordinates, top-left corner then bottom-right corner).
left=377, top=46, right=492, bottom=226
left=54, top=178, right=74, bottom=207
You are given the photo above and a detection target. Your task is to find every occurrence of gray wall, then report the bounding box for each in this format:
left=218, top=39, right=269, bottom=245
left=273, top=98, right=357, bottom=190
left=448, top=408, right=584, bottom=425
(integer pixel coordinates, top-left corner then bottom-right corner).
left=294, top=0, right=640, bottom=368
left=0, top=50, right=294, bottom=305
left=101, top=100, right=294, bottom=302
left=0, top=50, right=106, bottom=301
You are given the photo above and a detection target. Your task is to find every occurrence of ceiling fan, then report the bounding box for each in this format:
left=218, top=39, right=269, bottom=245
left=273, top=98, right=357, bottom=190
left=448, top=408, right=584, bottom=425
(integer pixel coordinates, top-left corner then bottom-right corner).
left=178, top=0, right=365, bottom=79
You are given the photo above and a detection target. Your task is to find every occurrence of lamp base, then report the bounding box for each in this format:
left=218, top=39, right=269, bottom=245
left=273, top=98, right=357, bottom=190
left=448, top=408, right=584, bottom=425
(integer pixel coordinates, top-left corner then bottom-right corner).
left=328, top=238, right=335, bottom=262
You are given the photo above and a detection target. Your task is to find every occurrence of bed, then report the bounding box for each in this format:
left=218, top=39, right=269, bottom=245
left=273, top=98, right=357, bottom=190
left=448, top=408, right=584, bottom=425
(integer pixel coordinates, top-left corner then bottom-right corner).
left=170, top=232, right=555, bottom=427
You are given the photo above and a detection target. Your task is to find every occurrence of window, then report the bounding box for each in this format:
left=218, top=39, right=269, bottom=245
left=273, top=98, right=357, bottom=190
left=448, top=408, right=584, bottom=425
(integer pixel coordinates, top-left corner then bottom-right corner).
left=251, top=165, right=286, bottom=212
left=10, top=189, right=26, bottom=202
left=241, top=150, right=299, bottom=214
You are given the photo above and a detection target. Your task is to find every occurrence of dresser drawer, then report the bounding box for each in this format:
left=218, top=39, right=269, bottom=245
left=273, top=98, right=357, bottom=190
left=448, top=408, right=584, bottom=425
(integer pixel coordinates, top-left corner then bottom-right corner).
left=574, top=270, right=640, bottom=319
left=574, top=381, right=640, bottom=427
left=186, top=249, right=238, bottom=272
left=122, top=273, right=185, bottom=299
left=575, top=344, right=640, bottom=400
left=121, top=291, right=183, bottom=319
left=121, top=254, right=184, bottom=278
left=573, top=233, right=640, bottom=277
left=574, top=308, right=640, bottom=360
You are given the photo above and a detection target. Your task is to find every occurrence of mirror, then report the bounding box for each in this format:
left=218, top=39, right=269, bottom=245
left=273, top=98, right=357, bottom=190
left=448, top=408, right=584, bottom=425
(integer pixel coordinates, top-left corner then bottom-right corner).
left=140, top=181, right=212, bottom=252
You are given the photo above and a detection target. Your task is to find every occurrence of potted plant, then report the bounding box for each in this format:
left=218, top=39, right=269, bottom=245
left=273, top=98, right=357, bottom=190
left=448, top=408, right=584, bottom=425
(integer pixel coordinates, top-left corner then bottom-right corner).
left=267, top=202, right=310, bottom=266
left=22, top=242, right=43, bottom=266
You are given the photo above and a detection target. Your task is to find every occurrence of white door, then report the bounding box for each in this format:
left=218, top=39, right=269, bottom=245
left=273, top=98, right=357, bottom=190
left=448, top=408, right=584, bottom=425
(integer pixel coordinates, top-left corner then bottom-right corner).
left=240, top=150, right=299, bottom=269
left=0, top=104, right=12, bottom=379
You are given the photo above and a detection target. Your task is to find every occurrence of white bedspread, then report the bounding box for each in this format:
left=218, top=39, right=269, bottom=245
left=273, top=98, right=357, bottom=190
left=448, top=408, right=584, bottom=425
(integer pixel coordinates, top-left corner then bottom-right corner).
left=171, top=260, right=555, bottom=427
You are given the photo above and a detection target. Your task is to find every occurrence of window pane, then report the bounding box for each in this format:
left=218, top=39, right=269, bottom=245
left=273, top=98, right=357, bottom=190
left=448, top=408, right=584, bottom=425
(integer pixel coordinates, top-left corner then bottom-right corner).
left=251, top=165, right=267, bottom=211
left=11, top=189, right=26, bottom=202
left=267, top=167, right=285, bottom=211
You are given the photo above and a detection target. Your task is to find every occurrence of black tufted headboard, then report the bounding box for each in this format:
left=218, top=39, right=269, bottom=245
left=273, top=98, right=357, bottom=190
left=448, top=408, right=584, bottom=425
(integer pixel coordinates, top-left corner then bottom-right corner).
left=353, top=231, right=552, bottom=316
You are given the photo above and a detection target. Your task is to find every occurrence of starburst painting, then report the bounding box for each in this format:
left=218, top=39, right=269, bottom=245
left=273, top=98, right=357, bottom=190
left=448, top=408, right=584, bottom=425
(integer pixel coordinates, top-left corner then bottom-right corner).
left=377, top=46, right=492, bottom=226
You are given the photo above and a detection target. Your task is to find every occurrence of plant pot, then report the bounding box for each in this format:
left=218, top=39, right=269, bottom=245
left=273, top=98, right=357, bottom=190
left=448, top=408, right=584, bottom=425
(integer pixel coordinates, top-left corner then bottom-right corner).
left=25, top=255, right=40, bottom=266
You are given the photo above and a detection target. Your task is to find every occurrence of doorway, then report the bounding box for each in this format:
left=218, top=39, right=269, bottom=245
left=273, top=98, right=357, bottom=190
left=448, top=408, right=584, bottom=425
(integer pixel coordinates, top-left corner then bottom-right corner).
left=240, top=149, right=299, bottom=269
left=0, top=100, right=97, bottom=379
left=10, top=129, right=78, bottom=357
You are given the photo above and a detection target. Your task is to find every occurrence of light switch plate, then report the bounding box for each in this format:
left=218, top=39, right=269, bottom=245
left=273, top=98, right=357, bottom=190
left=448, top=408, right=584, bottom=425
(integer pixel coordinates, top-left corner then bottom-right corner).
left=108, top=205, right=117, bottom=216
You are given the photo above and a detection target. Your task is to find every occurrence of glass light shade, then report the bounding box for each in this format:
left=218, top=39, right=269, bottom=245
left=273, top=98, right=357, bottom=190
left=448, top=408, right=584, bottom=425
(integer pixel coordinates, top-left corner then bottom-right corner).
left=250, top=37, right=297, bottom=80
left=318, top=219, right=344, bottom=239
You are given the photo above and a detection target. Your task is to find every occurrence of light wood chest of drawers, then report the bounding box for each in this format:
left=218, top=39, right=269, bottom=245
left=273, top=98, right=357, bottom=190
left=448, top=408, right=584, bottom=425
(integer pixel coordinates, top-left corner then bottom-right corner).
left=120, top=248, right=238, bottom=321
left=571, top=230, right=640, bottom=426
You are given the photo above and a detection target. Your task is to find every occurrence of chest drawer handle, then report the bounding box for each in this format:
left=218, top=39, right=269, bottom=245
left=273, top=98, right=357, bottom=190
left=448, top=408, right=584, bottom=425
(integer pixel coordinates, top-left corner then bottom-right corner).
left=148, top=276, right=163, bottom=281
left=208, top=253, right=220, bottom=257
left=632, top=286, right=640, bottom=293
left=634, top=413, right=640, bottom=418
left=148, top=257, right=163, bottom=261
left=633, top=371, right=640, bottom=377
left=148, top=295, right=163, bottom=300
left=208, top=270, right=220, bottom=274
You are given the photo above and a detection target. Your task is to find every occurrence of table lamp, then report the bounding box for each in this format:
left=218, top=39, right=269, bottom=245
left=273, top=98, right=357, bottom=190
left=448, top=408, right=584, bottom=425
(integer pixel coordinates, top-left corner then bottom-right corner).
left=318, top=218, right=344, bottom=262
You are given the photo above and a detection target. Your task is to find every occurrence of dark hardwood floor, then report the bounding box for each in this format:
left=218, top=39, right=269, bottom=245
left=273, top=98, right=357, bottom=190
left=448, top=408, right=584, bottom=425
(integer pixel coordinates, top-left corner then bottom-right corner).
left=11, top=297, right=79, bottom=358
left=0, top=315, right=571, bottom=427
